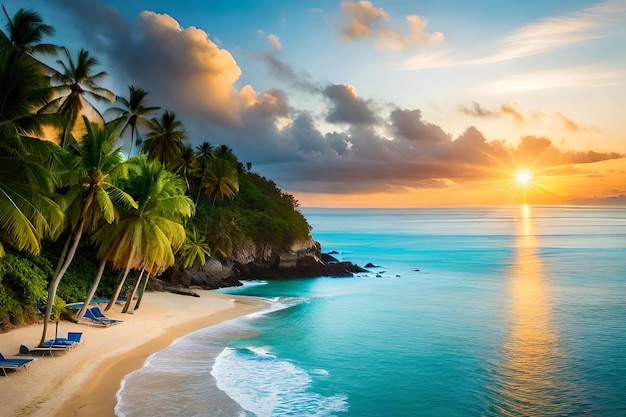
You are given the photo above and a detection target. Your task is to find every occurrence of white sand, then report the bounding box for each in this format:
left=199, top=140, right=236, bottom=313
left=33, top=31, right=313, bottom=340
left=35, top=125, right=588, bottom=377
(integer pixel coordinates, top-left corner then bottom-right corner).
left=0, top=290, right=270, bottom=417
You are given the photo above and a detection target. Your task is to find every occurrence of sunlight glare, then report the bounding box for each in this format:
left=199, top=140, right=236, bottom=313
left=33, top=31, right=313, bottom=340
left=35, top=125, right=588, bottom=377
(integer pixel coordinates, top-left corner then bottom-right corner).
left=516, top=171, right=532, bottom=186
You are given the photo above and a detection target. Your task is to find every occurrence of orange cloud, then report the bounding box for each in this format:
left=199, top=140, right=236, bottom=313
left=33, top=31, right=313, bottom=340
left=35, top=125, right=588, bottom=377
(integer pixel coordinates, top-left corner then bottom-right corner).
left=134, top=11, right=245, bottom=124
left=267, top=33, right=283, bottom=50
left=338, top=0, right=443, bottom=49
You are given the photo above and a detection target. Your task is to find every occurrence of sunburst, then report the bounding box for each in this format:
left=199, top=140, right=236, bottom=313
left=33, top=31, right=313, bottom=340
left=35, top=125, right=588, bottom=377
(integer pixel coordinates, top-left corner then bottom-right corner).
left=516, top=170, right=532, bottom=186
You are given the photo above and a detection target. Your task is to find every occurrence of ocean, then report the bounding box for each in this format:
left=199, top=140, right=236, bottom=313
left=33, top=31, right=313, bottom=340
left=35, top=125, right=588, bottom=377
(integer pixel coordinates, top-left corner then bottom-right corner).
left=115, top=206, right=626, bottom=417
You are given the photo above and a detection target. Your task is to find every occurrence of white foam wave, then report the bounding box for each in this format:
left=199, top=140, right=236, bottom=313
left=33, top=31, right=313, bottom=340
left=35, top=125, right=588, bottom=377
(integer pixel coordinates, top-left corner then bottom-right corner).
left=212, top=347, right=348, bottom=417
left=240, top=280, right=269, bottom=287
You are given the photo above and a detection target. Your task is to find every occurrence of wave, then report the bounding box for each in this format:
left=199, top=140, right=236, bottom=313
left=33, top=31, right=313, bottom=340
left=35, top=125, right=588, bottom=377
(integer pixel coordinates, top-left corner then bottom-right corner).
left=211, top=346, right=348, bottom=417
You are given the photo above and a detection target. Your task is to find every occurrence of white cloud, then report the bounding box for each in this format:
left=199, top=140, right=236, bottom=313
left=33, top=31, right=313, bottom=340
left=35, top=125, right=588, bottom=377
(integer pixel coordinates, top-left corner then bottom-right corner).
left=482, top=66, right=625, bottom=94
left=403, top=0, right=626, bottom=69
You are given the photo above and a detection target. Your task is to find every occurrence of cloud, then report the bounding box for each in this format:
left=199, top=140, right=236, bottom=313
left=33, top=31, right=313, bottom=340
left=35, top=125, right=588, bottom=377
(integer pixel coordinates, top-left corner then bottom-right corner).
left=50, top=0, right=623, bottom=198
left=501, top=104, right=524, bottom=124
left=132, top=11, right=244, bottom=123
left=460, top=102, right=524, bottom=123
left=267, top=33, right=283, bottom=50
left=403, top=0, right=626, bottom=69
left=458, top=102, right=499, bottom=118
left=56, top=0, right=246, bottom=125
left=554, top=112, right=580, bottom=131
left=390, top=108, right=450, bottom=142
left=256, top=52, right=321, bottom=93
left=323, top=84, right=378, bottom=125
left=337, top=0, right=443, bottom=49
left=339, top=0, right=388, bottom=39
left=460, top=101, right=594, bottom=131
left=482, top=66, right=625, bottom=94
left=406, top=15, right=444, bottom=44
left=477, top=0, right=626, bottom=65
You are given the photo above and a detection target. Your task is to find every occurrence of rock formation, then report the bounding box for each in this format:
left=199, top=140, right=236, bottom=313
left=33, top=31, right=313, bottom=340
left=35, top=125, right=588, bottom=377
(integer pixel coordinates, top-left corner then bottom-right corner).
left=158, top=238, right=365, bottom=290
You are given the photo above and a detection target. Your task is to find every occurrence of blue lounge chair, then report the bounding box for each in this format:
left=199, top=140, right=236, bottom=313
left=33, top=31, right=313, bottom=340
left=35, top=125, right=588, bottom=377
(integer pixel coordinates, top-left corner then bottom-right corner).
left=43, top=331, right=83, bottom=346
left=42, top=339, right=75, bottom=348
left=0, top=352, right=34, bottom=376
left=82, top=308, right=112, bottom=326
left=90, top=307, right=124, bottom=323
left=82, top=308, right=123, bottom=326
left=19, top=344, right=69, bottom=356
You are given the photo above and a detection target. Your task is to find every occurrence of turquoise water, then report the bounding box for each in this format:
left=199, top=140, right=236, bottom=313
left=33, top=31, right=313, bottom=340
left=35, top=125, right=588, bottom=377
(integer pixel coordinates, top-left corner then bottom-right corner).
left=116, top=206, right=626, bottom=416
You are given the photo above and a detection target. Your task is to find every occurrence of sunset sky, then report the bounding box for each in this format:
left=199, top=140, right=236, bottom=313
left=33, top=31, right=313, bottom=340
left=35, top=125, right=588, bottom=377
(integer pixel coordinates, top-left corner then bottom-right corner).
left=7, top=0, right=626, bottom=206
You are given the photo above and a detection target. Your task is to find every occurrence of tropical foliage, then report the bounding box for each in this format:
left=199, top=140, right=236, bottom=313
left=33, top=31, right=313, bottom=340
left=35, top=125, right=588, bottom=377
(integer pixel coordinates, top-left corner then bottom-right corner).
left=0, top=6, right=312, bottom=333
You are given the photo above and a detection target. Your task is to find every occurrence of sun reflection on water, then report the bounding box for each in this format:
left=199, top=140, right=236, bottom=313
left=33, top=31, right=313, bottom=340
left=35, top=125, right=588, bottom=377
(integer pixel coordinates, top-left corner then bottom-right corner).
left=485, top=205, right=567, bottom=416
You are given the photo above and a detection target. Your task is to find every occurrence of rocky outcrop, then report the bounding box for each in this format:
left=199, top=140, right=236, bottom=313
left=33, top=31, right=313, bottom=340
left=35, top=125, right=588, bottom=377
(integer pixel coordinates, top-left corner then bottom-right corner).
left=158, top=238, right=365, bottom=290
left=158, top=256, right=243, bottom=290
left=235, top=239, right=366, bottom=280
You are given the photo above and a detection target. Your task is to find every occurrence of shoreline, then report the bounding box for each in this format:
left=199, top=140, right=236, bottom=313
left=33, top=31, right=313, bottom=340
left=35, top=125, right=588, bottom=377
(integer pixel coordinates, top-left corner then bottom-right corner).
left=0, top=290, right=270, bottom=417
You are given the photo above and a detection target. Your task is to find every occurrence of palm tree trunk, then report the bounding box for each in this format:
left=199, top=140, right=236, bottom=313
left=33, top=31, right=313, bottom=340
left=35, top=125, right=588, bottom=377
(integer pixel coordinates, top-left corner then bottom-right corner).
left=75, top=256, right=107, bottom=320
left=194, top=181, right=203, bottom=206
left=121, top=268, right=145, bottom=313
left=127, top=128, right=135, bottom=160
left=52, top=231, right=72, bottom=280
left=104, top=263, right=133, bottom=311
left=39, top=219, right=85, bottom=347
left=133, top=273, right=151, bottom=310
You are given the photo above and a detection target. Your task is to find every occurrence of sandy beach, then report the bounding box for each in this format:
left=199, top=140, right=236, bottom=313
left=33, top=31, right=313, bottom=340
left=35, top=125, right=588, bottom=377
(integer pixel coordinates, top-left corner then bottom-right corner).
left=0, top=290, right=270, bottom=417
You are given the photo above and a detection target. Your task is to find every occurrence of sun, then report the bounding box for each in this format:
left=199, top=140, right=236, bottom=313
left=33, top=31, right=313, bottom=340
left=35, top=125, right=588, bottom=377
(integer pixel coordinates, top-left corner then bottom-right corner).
left=516, top=170, right=532, bottom=186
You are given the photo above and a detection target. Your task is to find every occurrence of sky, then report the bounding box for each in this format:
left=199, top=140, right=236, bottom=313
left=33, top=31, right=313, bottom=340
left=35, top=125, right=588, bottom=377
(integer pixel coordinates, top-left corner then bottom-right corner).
left=5, top=0, right=626, bottom=207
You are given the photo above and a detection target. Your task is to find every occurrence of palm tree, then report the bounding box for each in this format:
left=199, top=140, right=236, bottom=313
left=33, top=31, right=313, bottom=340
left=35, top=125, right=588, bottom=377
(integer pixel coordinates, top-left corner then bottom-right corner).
left=211, top=209, right=243, bottom=259
left=202, top=158, right=239, bottom=208
left=196, top=142, right=214, bottom=168
left=45, top=48, right=115, bottom=148
left=173, top=144, right=198, bottom=193
left=105, top=85, right=160, bottom=159
left=193, top=141, right=213, bottom=204
left=177, top=227, right=212, bottom=269
left=143, top=110, right=187, bottom=166
left=39, top=117, right=136, bottom=346
left=0, top=6, right=59, bottom=57
left=79, top=157, right=194, bottom=318
left=214, top=144, right=237, bottom=164
left=0, top=46, right=65, bottom=257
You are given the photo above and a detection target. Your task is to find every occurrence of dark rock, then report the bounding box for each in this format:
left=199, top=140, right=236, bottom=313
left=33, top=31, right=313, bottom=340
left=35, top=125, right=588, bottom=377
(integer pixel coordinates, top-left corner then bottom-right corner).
left=328, top=250, right=339, bottom=254
left=158, top=256, right=243, bottom=290
left=158, top=239, right=365, bottom=289
left=364, top=262, right=379, bottom=268
left=321, top=253, right=340, bottom=264
left=165, top=287, right=200, bottom=297
left=236, top=259, right=365, bottom=279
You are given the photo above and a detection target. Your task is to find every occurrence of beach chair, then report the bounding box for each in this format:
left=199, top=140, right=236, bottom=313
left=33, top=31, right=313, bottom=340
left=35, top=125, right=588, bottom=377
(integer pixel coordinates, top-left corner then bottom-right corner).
left=81, top=308, right=112, bottom=326
left=68, top=332, right=83, bottom=343
left=43, top=332, right=83, bottom=349
left=19, top=344, right=69, bottom=357
left=90, top=307, right=124, bottom=324
left=0, top=352, right=34, bottom=376
left=42, top=339, right=76, bottom=348
left=43, top=331, right=83, bottom=346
